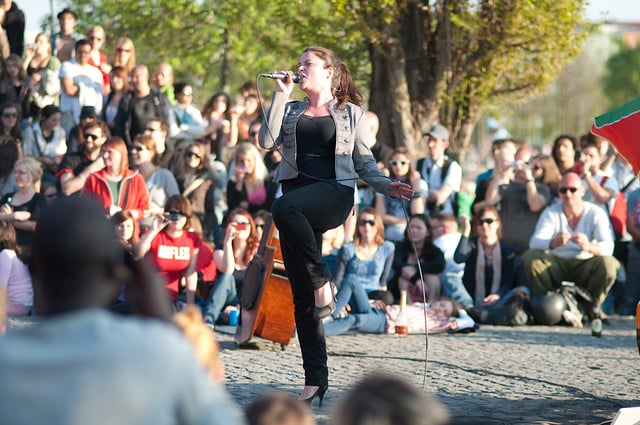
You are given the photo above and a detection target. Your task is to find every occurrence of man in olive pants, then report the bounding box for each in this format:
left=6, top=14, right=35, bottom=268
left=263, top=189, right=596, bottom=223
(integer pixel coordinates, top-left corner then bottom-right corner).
left=523, top=173, right=619, bottom=335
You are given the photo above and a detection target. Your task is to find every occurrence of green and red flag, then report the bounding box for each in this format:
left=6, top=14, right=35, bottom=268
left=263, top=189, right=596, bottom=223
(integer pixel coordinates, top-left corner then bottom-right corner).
left=591, top=97, right=640, bottom=173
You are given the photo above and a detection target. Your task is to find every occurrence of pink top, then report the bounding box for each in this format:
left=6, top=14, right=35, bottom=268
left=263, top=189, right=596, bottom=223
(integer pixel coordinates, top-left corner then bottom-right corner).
left=247, top=184, right=267, bottom=206
left=0, top=249, right=33, bottom=312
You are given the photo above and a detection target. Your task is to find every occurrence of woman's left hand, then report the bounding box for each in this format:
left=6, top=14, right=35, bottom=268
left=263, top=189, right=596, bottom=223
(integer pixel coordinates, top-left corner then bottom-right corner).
left=388, top=180, right=414, bottom=201
left=482, top=294, right=500, bottom=306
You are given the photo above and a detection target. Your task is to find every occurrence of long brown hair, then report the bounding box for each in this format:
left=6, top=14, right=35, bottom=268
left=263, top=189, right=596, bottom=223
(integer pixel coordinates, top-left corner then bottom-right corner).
left=303, top=46, right=364, bottom=109
left=223, top=208, right=259, bottom=265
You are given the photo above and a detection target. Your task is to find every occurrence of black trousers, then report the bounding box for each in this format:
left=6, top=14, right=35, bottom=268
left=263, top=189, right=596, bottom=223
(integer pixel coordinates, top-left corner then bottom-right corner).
left=272, top=181, right=354, bottom=387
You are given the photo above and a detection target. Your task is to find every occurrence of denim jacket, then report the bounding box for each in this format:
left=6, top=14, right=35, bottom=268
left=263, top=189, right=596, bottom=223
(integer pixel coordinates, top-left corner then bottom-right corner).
left=259, top=91, right=390, bottom=196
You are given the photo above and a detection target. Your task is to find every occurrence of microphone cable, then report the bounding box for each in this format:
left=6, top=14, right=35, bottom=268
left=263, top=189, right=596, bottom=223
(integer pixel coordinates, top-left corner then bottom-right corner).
left=256, top=73, right=433, bottom=389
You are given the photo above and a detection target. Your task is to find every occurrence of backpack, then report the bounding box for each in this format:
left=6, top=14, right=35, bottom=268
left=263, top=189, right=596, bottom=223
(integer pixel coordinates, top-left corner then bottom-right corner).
left=416, top=157, right=459, bottom=215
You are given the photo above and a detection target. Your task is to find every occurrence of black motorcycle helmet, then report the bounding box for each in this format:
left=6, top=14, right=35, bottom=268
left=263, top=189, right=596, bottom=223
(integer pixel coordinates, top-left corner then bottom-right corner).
left=530, top=292, right=566, bottom=325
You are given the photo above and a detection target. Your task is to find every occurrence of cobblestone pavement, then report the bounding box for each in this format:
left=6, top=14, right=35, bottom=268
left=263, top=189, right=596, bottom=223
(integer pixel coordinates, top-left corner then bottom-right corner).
left=218, top=316, right=640, bottom=425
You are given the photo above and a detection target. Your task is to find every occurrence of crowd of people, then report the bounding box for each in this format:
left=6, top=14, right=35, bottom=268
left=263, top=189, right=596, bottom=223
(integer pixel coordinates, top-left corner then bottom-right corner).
left=0, top=3, right=638, bottom=422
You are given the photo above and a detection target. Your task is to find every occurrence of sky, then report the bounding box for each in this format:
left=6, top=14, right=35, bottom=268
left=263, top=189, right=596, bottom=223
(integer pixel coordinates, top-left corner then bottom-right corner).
left=15, top=0, right=640, bottom=43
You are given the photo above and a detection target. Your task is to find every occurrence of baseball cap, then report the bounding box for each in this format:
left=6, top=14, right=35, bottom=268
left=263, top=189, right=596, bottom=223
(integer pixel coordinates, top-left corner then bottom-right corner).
left=425, top=124, right=449, bottom=141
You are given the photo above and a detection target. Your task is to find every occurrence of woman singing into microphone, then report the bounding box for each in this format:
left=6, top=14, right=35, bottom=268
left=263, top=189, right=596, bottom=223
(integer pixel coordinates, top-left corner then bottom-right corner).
left=259, top=46, right=413, bottom=406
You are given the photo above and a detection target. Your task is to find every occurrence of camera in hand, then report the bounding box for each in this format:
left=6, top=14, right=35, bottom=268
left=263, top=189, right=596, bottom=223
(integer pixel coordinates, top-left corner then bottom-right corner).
left=166, top=212, right=182, bottom=221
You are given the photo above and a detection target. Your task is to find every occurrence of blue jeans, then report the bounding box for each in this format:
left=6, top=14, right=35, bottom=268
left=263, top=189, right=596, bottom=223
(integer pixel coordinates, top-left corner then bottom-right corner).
left=323, top=274, right=387, bottom=336
left=439, top=272, right=473, bottom=308
left=204, top=272, right=237, bottom=323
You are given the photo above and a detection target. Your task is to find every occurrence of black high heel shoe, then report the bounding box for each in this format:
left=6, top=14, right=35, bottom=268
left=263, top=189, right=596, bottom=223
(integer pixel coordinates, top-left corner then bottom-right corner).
left=313, top=282, right=337, bottom=320
left=300, top=385, right=328, bottom=407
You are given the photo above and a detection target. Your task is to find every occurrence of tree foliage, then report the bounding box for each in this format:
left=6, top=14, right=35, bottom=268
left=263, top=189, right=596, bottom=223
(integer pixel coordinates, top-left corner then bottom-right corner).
left=603, top=39, right=640, bottom=108
left=61, top=0, right=587, bottom=157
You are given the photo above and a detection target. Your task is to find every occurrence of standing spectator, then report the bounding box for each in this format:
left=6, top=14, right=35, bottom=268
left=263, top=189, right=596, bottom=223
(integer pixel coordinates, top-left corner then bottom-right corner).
left=0, top=0, right=23, bottom=56
left=0, top=101, right=22, bottom=144
left=227, top=142, right=277, bottom=214
left=0, top=220, right=31, bottom=316
left=201, top=90, right=231, bottom=159
left=0, top=157, right=45, bottom=255
left=110, top=37, right=136, bottom=77
left=0, top=54, right=29, bottom=119
left=23, top=33, right=61, bottom=120
left=86, top=25, right=111, bottom=95
left=416, top=124, right=462, bottom=216
left=388, top=213, right=445, bottom=303
left=81, top=136, right=149, bottom=219
left=483, top=157, right=551, bottom=254
left=153, top=63, right=175, bottom=105
left=0, top=195, right=246, bottom=425
left=577, top=139, right=617, bottom=214
left=102, top=66, right=128, bottom=133
left=173, top=82, right=204, bottom=140
left=57, top=119, right=108, bottom=196
left=530, top=153, right=562, bottom=199
left=22, top=104, right=66, bottom=181
left=58, top=39, right=104, bottom=135
left=50, top=8, right=82, bottom=62
left=523, top=172, right=620, bottom=334
left=375, top=148, right=425, bottom=241
left=620, top=187, right=640, bottom=315
left=551, top=134, right=579, bottom=175
left=230, top=93, right=261, bottom=146
left=143, top=116, right=172, bottom=164
left=114, top=65, right=174, bottom=146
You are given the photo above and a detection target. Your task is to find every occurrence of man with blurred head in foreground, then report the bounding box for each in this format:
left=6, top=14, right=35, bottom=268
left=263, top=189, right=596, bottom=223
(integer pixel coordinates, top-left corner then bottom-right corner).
left=0, top=196, right=246, bottom=425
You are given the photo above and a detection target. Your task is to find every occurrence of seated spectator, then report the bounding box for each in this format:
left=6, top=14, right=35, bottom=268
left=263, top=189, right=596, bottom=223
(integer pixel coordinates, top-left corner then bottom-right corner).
left=0, top=138, right=20, bottom=197
left=453, top=206, right=520, bottom=313
left=0, top=195, right=245, bottom=425
left=431, top=213, right=466, bottom=305
left=111, top=210, right=139, bottom=252
left=375, top=148, right=425, bottom=242
left=21, top=104, right=66, bottom=182
left=0, top=157, right=46, bottom=256
left=130, top=134, right=180, bottom=223
left=577, top=139, right=617, bottom=214
left=227, top=142, right=277, bottom=214
left=203, top=208, right=259, bottom=327
left=334, top=207, right=394, bottom=303
left=103, top=66, right=128, bottom=133
left=321, top=224, right=345, bottom=275
left=57, top=119, right=108, bottom=196
left=472, top=139, right=516, bottom=214
left=40, top=180, right=59, bottom=204
left=175, top=140, right=227, bottom=244
left=0, top=102, right=22, bottom=144
left=0, top=220, right=32, bottom=316
left=331, top=373, right=449, bottom=425
left=81, top=136, right=149, bottom=219
left=523, top=172, right=620, bottom=334
left=133, top=195, right=212, bottom=307
left=0, top=54, right=31, bottom=120
left=66, top=105, right=98, bottom=152
left=388, top=213, right=445, bottom=303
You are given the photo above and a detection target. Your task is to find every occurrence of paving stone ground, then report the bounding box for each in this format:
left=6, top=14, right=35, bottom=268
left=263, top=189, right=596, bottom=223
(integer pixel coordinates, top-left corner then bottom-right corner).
left=218, top=316, right=640, bottom=425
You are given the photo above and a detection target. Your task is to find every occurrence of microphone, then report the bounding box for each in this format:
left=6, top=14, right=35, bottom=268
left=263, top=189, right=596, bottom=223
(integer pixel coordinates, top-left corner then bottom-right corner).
left=259, top=72, right=302, bottom=83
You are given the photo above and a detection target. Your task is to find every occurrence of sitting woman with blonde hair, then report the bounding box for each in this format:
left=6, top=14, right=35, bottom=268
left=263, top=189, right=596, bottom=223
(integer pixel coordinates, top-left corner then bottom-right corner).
left=227, top=142, right=277, bottom=214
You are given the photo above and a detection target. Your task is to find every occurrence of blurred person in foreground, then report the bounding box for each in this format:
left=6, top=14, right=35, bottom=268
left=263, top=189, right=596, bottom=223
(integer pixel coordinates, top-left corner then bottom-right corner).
left=331, top=373, right=449, bottom=425
left=0, top=196, right=245, bottom=425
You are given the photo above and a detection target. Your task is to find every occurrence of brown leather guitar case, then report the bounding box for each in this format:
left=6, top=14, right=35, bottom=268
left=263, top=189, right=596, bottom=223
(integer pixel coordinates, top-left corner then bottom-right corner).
left=234, top=214, right=295, bottom=347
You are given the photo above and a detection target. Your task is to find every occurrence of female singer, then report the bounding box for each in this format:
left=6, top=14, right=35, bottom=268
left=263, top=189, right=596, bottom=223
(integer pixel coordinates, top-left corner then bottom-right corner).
left=259, top=46, right=413, bottom=405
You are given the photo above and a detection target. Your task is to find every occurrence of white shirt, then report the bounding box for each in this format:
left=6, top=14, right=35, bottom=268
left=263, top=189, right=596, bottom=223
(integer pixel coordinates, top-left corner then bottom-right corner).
left=59, top=60, right=103, bottom=123
left=529, top=201, right=614, bottom=259
left=0, top=309, right=246, bottom=425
